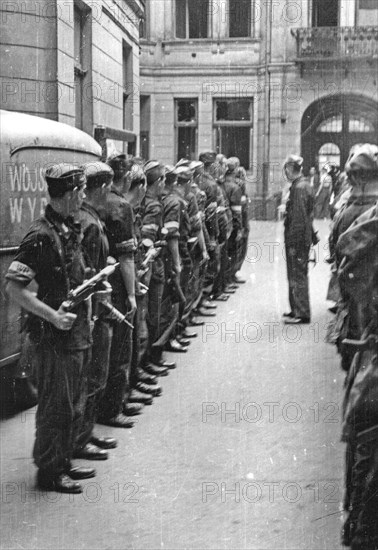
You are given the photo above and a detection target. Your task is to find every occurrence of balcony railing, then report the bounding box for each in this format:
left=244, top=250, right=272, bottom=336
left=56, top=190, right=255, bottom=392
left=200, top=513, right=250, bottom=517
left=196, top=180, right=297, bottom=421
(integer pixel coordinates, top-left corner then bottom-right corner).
left=292, top=26, right=378, bottom=60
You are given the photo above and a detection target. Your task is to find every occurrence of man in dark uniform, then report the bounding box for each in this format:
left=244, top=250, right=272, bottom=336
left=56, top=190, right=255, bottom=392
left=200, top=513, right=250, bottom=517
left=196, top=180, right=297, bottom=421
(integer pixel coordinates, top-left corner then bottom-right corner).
left=141, top=161, right=175, bottom=373
left=6, top=164, right=95, bottom=493
left=123, top=164, right=162, bottom=403
left=198, top=152, right=220, bottom=299
left=156, top=166, right=184, bottom=352
left=98, top=152, right=140, bottom=427
left=222, top=157, right=243, bottom=292
left=328, top=144, right=378, bottom=372
left=337, top=199, right=378, bottom=550
left=282, top=154, right=315, bottom=324
left=74, top=162, right=117, bottom=460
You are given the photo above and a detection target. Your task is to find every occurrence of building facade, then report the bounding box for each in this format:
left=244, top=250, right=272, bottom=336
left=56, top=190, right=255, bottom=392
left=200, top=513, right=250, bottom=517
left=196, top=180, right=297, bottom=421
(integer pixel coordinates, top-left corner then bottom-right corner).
left=140, top=0, right=378, bottom=215
left=0, top=0, right=144, bottom=154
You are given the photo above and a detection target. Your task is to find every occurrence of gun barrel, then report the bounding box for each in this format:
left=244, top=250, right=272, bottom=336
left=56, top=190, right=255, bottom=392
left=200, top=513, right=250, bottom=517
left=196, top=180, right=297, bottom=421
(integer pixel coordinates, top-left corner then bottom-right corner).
left=101, top=302, right=134, bottom=329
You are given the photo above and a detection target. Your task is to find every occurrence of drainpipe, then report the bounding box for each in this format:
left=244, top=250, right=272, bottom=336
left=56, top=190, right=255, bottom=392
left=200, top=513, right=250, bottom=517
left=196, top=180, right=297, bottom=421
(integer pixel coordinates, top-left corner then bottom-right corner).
left=262, top=0, right=272, bottom=219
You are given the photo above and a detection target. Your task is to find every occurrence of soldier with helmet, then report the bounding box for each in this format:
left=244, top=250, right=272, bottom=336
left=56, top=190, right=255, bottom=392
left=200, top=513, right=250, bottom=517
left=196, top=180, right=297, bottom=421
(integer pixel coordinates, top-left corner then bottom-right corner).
left=5, top=164, right=95, bottom=493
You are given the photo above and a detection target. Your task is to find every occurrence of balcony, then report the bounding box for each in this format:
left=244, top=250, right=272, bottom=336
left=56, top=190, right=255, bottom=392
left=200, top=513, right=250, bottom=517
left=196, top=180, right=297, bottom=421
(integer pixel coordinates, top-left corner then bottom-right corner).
left=292, top=26, right=378, bottom=62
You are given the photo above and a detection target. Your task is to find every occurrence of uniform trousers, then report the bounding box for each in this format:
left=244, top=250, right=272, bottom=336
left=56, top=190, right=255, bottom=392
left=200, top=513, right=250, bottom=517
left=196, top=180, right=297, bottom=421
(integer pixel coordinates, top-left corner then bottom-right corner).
left=33, top=339, right=90, bottom=476
left=76, top=317, right=112, bottom=449
left=285, top=243, right=311, bottom=320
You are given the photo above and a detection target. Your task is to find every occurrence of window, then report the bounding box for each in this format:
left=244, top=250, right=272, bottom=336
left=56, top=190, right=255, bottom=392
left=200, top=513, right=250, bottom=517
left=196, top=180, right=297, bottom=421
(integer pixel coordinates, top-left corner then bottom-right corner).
left=312, top=0, right=338, bottom=27
left=358, top=0, right=378, bottom=26
left=175, top=99, right=198, bottom=161
left=140, top=95, right=150, bottom=161
left=349, top=117, right=375, bottom=133
left=123, top=42, right=134, bottom=132
left=317, top=115, right=342, bottom=133
left=214, top=99, right=253, bottom=169
left=74, top=1, right=92, bottom=132
left=229, top=0, right=251, bottom=38
left=175, top=0, right=209, bottom=39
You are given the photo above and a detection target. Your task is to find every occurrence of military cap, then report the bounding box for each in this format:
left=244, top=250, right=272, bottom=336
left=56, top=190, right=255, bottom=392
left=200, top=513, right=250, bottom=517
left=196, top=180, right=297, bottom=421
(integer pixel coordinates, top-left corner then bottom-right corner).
left=345, top=144, right=378, bottom=174
left=199, top=151, right=216, bottom=165
left=106, top=150, right=132, bottom=175
left=189, top=160, right=204, bottom=175
left=82, top=162, right=114, bottom=188
left=176, top=165, right=194, bottom=183
left=284, top=154, right=303, bottom=168
left=176, top=158, right=191, bottom=168
left=45, top=163, right=86, bottom=197
left=129, top=164, right=146, bottom=187
left=144, top=160, right=165, bottom=185
left=226, top=157, right=240, bottom=171
left=165, top=165, right=178, bottom=185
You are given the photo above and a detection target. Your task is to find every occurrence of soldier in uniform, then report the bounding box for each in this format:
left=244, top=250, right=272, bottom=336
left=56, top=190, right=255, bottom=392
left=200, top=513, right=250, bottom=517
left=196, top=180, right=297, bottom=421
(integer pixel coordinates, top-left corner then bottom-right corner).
left=123, top=164, right=163, bottom=403
left=74, top=162, right=117, bottom=460
left=97, top=152, right=140, bottom=427
left=223, top=157, right=244, bottom=293
left=6, top=164, right=95, bottom=493
left=235, top=160, right=249, bottom=282
left=142, top=161, right=176, bottom=373
left=282, top=154, right=315, bottom=324
left=156, top=166, right=185, bottom=352
left=328, top=144, right=378, bottom=372
left=198, top=152, right=220, bottom=300
left=337, top=200, right=378, bottom=550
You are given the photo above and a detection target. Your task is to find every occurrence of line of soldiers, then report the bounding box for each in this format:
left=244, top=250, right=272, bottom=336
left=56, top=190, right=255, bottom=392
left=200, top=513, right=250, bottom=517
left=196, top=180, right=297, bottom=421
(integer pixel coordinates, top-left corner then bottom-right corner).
left=326, top=144, right=378, bottom=550
left=5, top=151, right=249, bottom=494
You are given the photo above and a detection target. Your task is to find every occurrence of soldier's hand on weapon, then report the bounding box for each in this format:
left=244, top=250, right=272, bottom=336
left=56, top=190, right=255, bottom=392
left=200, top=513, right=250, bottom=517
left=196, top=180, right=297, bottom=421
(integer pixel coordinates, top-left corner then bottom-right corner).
left=127, top=295, right=137, bottom=316
left=202, top=249, right=210, bottom=262
left=235, top=230, right=243, bottom=242
left=53, top=305, right=77, bottom=331
left=173, top=263, right=182, bottom=276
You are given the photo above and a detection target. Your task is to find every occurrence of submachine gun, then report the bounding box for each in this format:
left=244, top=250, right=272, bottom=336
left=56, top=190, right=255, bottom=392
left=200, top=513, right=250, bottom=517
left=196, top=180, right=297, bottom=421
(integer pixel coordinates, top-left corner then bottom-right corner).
left=62, top=263, right=134, bottom=329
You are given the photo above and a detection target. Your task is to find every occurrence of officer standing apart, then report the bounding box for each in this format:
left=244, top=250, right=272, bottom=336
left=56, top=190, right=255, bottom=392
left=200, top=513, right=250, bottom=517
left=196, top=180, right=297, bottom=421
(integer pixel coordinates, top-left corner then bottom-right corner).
left=283, top=154, right=315, bottom=324
left=6, top=164, right=95, bottom=493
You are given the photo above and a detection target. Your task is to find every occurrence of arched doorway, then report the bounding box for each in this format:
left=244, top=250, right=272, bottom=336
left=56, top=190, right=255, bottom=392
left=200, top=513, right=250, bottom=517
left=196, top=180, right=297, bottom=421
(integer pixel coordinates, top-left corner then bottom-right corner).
left=301, top=94, right=378, bottom=174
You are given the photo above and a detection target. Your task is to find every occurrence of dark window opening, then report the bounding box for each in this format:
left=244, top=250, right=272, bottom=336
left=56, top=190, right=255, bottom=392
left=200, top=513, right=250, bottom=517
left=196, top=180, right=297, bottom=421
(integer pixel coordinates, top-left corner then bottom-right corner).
left=74, top=1, right=92, bottom=133
left=312, top=0, right=339, bottom=27
left=216, top=100, right=252, bottom=122
left=229, top=0, right=251, bottom=38
left=123, top=42, right=134, bottom=132
left=175, top=99, right=198, bottom=161
left=177, top=100, right=197, bottom=122
left=176, top=0, right=209, bottom=39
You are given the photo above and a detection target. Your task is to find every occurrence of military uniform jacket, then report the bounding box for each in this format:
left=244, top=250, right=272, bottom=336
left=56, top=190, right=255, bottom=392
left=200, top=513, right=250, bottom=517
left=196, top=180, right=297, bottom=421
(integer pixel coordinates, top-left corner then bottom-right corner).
left=104, top=186, right=136, bottom=260
left=141, top=192, right=163, bottom=243
left=223, top=173, right=243, bottom=234
left=103, top=186, right=136, bottom=298
left=79, top=202, right=109, bottom=271
left=198, top=172, right=219, bottom=242
left=284, top=176, right=314, bottom=248
left=6, top=204, right=91, bottom=350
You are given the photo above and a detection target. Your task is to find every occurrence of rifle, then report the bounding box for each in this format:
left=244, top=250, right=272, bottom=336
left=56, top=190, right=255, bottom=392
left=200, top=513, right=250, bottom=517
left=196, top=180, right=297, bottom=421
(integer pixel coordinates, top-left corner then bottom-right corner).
left=62, top=263, right=134, bottom=329
left=342, top=335, right=378, bottom=352
left=168, top=271, right=186, bottom=305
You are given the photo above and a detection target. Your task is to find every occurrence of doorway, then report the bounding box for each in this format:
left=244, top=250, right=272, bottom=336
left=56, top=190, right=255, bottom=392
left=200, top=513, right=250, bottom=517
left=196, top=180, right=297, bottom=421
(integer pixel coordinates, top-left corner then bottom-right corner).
left=301, top=94, right=378, bottom=173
